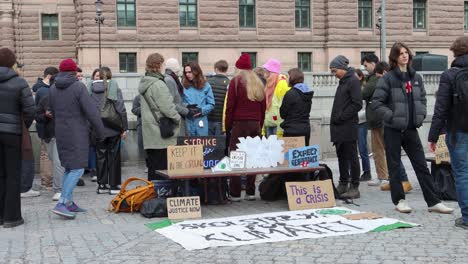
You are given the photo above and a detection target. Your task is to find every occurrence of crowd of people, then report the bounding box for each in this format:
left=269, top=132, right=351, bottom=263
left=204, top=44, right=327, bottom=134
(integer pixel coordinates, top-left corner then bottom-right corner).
left=0, top=36, right=467, bottom=230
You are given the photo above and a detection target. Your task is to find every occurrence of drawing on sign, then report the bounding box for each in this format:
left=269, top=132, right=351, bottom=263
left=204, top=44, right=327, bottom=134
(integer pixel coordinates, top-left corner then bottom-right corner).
left=177, top=136, right=226, bottom=169
left=288, top=145, right=320, bottom=168
left=167, top=145, right=204, bottom=176
left=235, top=136, right=284, bottom=168
left=435, top=134, right=450, bottom=164
left=285, top=180, right=336, bottom=211
left=167, top=196, right=202, bottom=220
left=230, top=151, right=246, bottom=169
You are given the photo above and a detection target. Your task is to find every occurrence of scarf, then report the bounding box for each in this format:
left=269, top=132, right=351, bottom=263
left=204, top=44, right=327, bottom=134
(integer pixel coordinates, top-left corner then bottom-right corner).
left=170, top=71, right=184, bottom=96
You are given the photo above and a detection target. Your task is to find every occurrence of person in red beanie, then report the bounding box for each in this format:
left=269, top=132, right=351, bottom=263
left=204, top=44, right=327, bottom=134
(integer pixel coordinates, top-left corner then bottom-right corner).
left=225, top=53, right=266, bottom=201
left=49, top=58, right=105, bottom=219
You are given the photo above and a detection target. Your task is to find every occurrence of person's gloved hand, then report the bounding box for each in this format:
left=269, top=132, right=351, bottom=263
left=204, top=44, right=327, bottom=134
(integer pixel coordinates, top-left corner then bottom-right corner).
left=187, top=107, right=202, bottom=118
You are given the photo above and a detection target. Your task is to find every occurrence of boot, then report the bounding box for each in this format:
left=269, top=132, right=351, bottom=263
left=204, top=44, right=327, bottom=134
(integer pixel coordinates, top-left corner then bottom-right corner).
left=336, top=182, right=349, bottom=195
left=359, top=171, right=371, bottom=182
left=341, top=185, right=360, bottom=199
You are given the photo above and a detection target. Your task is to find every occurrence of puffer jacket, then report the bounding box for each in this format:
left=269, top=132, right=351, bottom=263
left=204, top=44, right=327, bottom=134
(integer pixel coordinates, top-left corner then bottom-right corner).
left=0, top=67, right=35, bottom=135
left=280, top=83, right=314, bottom=136
left=372, top=67, right=427, bottom=131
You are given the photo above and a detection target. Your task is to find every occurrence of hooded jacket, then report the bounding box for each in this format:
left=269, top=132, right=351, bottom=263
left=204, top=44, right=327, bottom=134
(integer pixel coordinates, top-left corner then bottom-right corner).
left=280, top=83, right=314, bottom=136
left=362, top=73, right=382, bottom=129
left=34, top=79, right=52, bottom=139
left=0, top=67, right=35, bottom=135
left=49, top=72, right=105, bottom=169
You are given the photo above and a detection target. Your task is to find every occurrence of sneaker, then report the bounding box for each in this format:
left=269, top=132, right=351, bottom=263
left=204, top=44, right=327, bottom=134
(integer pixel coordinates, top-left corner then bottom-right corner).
left=402, top=181, right=413, bottom=193
left=395, top=199, right=412, bottom=213
left=368, top=179, right=382, bottom=186
left=97, top=184, right=110, bottom=194
left=455, top=217, right=468, bottom=230
left=21, top=189, right=40, bottom=198
left=359, top=171, right=371, bottom=182
left=66, top=202, right=87, bottom=213
left=3, top=218, right=24, bottom=228
left=336, top=183, right=349, bottom=195
left=52, top=193, right=61, bottom=201
left=229, top=196, right=241, bottom=202
left=91, top=176, right=97, bottom=182
left=428, top=203, right=454, bottom=214
left=77, top=178, right=85, bottom=186
left=109, top=186, right=121, bottom=195
left=341, top=186, right=360, bottom=199
left=244, top=195, right=256, bottom=201
left=51, top=203, right=76, bottom=219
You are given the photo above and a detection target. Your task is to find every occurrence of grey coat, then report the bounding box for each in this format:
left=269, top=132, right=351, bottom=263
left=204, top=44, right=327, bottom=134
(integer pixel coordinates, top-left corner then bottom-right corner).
left=164, top=69, right=188, bottom=136
left=372, top=67, right=427, bottom=131
left=49, top=72, right=105, bottom=170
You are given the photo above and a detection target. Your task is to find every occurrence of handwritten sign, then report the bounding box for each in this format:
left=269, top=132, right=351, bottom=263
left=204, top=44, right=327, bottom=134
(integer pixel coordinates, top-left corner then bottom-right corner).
left=229, top=151, right=246, bottom=169
left=435, top=134, right=451, bottom=164
left=288, top=145, right=320, bottom=168
left=167, top=145, right=204, bottom=176
left=285, top=180, right=336, bottom=211
left=177, top=136, right=226, bottom=169
left=167, top=196, right=202, bottom=220
left=281, top=137, right=305, bottom=165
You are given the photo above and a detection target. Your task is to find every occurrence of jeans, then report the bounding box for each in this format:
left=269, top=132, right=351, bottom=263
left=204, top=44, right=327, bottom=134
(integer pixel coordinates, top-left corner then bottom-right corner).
left=46, top=138, right=64, bottom=193
left=265, top=126, right=277, bottom=137
left=358, top=123, right=371, bottom=172
left=335, top=141, right=361, bottom=186
left=384, top=127, right=440, bottom=206
left=59, top=168, right=84, bottom=205
left=20, top=159, right=35, bottom=193
left=399, top=161, right=408, bottom=181
left=208, top=122, right=223, bottom=136
left=88, top=145, right=97, bottom=170
left=446, top=131, right=468, bottom=222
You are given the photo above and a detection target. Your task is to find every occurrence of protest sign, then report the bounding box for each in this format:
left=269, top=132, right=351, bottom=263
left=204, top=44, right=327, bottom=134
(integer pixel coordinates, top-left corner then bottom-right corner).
left=167, top=145, right=204, bottom=176
left=435, top=134, right=451, bottom=164
left=167, top=196, right=202, bottom=220
left=288, top=145, right=320, bottom=168
left=281, top=137, right=305, bottom=165
left=285, top=180, right=336, bottom=211
left=177, top=136, right=226, bottom=168
left=229, top=151, right=246, bottom=169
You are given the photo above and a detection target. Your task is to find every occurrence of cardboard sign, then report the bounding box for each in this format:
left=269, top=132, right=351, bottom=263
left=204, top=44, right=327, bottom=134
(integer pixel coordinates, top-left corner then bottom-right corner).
left=167, top=196, right=202, bottom=220
left=177, top=136, right=226, bottom=169
left=167, top=145, right=204, bottom=176
left=285, top=180, right=336, bottom=211
left=281, top=137, right=305, bottom=165
left=435, top=134, right=451, bottom=164
left=288, top=145, right=320, bottom=168
left=342, top=213, right=383, bottom=220
left=229, top=151, right=246, bottom=169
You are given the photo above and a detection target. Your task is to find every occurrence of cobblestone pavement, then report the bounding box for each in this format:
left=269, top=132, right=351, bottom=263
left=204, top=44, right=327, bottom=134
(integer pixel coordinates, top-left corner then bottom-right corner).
left=1, top=157, right=467, bottom=264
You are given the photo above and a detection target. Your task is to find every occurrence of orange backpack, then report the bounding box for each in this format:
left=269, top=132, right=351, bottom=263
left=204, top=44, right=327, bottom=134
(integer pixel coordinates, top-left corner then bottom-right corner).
left=109, top=177, right=156, bottom=213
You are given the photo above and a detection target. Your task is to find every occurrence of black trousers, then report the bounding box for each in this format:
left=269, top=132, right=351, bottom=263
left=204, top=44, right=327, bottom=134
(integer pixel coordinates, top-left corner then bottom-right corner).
left=0, top=133, right=22, bottom=223
left=384, top=127, right=440, bottom=206
left=96, top=135, right=122, bottom=187
left=146, top=148, right=168, bottom=181
left=335, top=141, right=360, bottom=186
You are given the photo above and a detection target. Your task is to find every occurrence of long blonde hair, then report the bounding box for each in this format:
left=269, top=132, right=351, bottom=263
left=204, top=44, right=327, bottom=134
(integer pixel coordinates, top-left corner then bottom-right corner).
left=238, top=70, right=265, bottom=102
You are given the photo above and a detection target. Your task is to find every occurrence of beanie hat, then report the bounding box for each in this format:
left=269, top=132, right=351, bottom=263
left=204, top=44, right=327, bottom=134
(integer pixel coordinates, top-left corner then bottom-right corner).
left=0, top=48, right=16, bottom=68
left=235, top=53, right=252, bottom=70
left=165, top=58, right=181, bottom=73
left=329, top=55, right=349, bottom=70
left=262, top=58, right=281, bottom=74
left=59, top=58, right=78, bottom=72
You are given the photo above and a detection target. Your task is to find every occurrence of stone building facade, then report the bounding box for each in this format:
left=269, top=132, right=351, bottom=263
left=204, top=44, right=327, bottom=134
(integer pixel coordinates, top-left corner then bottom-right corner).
left=0, top=0, right=465, bottom=83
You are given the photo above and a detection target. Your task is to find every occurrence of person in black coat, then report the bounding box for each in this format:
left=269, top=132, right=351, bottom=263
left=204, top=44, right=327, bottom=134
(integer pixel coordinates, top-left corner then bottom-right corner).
left=0, top=48, right=35, bottom=228
left=329, top=55, right=362, bottom=199
left=49, top=59, right=105, bottom=219
left=280, top=68, right=314, bottom=144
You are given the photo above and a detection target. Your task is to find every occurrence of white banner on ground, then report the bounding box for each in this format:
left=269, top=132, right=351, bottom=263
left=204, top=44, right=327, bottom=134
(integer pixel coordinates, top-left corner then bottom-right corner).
left=156, top=207, right=419, bottom=250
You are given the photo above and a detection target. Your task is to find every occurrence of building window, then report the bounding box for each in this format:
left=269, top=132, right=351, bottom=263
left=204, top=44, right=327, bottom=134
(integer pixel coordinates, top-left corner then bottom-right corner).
left=295, top=0, right=310, bottom=29
left=242, top=52, right=257, bottom=68
left=298, top=52, right=312, bottom=72
left=182, top=52, right=198, bottom=66
left=358, top=0, right=373, bottom=29
left=41, top=14, right=59, bottom=40
left=117, top=0, right=136, bottom=27
left=119, top=53, right=137, bottom=73
left=239, top=0, right=256, bottom=28
left=465, top=2, right=468, bottom=31
left=179, top=0, right=197, bottom=27
left=413, top=0, right=426, bottom=30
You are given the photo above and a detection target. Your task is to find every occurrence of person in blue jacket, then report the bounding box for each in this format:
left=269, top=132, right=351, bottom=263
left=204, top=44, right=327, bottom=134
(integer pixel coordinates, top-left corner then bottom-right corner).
left=182, top=62, right=215, bottom=136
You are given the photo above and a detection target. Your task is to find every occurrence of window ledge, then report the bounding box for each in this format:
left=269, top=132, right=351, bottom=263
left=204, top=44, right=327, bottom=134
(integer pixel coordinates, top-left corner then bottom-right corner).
left=413, top=29, right=427, bottom=32
left=239, top=27, right=257, bottom=31
left=117, top=28, right=137, bottom=34
left=358, top=28, right=373, bottom=31
left=295, top=27, right=311, bottom=31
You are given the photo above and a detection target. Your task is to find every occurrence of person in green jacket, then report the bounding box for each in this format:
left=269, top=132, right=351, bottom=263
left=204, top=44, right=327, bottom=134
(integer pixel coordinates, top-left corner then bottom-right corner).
left=138, top=53, right=181, bottom=181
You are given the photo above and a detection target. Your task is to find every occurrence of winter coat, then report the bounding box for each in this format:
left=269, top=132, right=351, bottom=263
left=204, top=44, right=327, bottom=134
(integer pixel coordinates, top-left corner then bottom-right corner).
left=264, top=75, right=290, bottom=134
left=90, top=80, right=128, bottom=138
left=138, top=71, right=181, bottom=149
left=372, top=67, right=427, bottom=131
left=0, top=67, right=35, bottom=135
left=35, top=95, right=55, bottom=142
left=429, top=54, right=468, bottom=142
left=330, top=68, right=363, bottom=143
left=280, top=83, right=314, bottom=136
left=362, top=73, right=382, bottom=129
left=207, top=74, right=230, bottom=123
left=183, top=81, right=215, bottom=136
left=49, top=72, right=105, bottom=170
left=34, top=79, right=52, bottom=139
left=132, top=95, right=142, bottom=129
left=164, top=69, right=189, bottom=117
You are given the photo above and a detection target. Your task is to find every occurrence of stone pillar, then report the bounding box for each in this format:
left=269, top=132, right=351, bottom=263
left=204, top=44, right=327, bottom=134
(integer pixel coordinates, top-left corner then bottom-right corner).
left=0, top=0, right=14, bottom=48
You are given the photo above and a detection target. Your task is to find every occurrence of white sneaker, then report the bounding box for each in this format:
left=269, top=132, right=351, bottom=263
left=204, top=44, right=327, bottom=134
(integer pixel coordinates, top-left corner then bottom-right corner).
left=428, top=203, right=454, bottom=214
left=20, top=189, right=40, bottom=198
left=367, top=179, right=382, bottom=186
left=229, top=196, right=241, bottom=202
left=52, top=193, right=61, bottom=201
left=144, top=168, right=148, bottom=173
left=395, top=199, right=412, bottom=213
left=91, top=176, right=97, bottom=182
left=244, top=195, right=256, bottom=201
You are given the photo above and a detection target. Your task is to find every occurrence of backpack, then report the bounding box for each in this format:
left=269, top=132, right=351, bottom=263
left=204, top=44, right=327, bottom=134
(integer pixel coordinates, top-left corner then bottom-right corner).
left=198, top=177, right=229, bottom=205
left=452, top=67, right=468, bottom=131
left=109, top=177, right=156, bottom=213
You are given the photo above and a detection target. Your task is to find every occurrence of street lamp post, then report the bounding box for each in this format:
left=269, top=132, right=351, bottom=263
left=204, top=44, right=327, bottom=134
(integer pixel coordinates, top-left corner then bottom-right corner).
left=95, top=0, right=105, bottom=68
left=376, top=7, right=382, bottom=59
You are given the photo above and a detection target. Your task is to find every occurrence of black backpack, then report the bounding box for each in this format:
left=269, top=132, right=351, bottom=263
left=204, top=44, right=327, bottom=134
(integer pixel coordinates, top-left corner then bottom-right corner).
left=452, top=68, right=468, bottom=132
